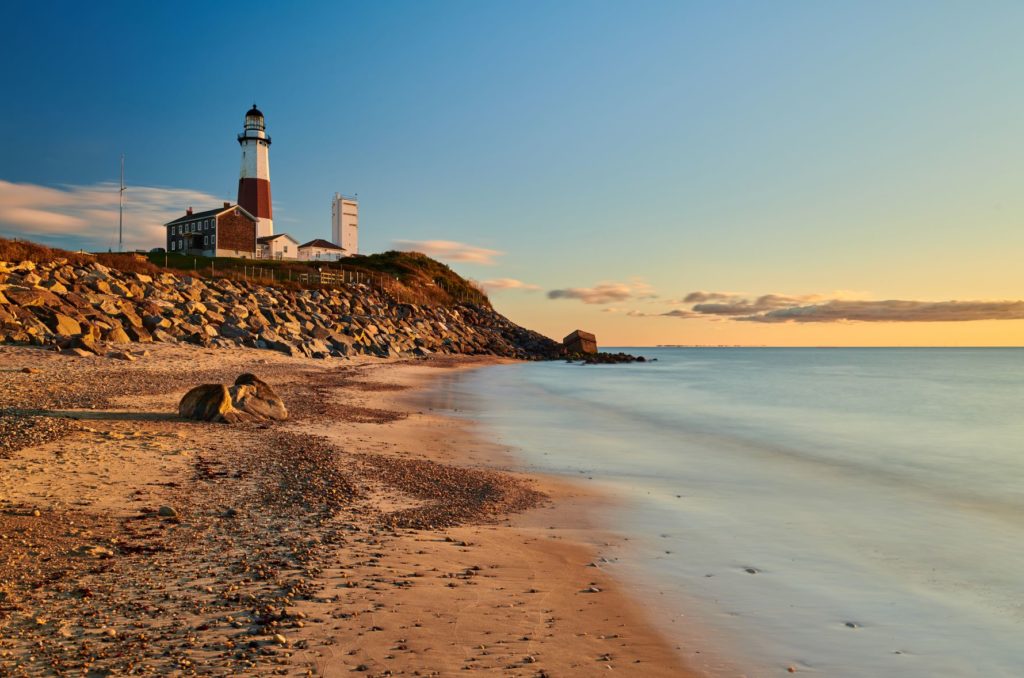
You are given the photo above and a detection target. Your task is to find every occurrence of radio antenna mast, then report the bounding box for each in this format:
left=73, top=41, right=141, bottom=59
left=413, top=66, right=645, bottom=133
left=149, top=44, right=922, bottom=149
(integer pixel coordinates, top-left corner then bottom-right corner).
left=118, top=154, right=126, bottom=252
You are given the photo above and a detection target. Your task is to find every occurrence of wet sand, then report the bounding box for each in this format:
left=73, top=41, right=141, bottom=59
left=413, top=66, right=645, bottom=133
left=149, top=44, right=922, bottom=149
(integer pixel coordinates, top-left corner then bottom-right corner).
left=0, top=343, right=699, bottom=676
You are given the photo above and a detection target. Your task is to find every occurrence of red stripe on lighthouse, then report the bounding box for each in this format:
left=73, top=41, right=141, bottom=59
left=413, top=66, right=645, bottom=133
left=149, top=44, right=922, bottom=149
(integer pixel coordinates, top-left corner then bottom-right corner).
left=237, top=178, right=273, bottom=220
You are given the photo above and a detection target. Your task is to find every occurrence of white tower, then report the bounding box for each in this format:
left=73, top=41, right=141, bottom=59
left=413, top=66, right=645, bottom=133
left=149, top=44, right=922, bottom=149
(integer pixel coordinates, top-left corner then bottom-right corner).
left=331, top=193, right=358, bottom=255
left=237, top=104, right=273, bottom=238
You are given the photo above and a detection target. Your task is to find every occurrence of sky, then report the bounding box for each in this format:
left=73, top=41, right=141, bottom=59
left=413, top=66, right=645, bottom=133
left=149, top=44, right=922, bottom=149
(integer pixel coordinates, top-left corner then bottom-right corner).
left=2, top=0, right=1024, bottom=346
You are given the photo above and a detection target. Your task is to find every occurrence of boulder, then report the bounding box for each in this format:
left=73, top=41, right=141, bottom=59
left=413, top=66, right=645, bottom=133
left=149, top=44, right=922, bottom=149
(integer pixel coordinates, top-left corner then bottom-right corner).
left=178, top=384, right=247, bottom=424
left=70, top=333, right=103, bottom=355
left=48, top=313, right=82, bottom=337
left=124, top=324, right=152, bottom=343
left=230, top=373, right=288, bottom=421
left=105, top=325, right=131, bottom=344
left=179, top=374, right=287, bottom=424
left=4, top=286, right=61, bottom=308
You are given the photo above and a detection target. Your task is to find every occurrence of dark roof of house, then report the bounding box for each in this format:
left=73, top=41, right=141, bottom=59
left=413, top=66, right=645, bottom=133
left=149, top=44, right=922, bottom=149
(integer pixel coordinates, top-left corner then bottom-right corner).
left=298, top=238, right=345, bottom=251
left=256, top=233, right=297, bottom=244
left=165, top=204, right=254, bottom=226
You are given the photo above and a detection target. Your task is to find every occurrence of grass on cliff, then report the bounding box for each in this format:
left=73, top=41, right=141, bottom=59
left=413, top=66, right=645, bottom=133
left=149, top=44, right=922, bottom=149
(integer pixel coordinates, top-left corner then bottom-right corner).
left=0, top=238, right=161, bottom=276
left=349, top=251, right=490, bottom=308
left=0, top=237, right=489, bottom=308
left=147, top=249, right=489, bottom=307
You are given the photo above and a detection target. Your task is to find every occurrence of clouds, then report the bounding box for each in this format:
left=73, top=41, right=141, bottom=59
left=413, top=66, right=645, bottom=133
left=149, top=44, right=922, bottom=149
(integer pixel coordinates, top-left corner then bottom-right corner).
left=392, top=239, right=503, bottom=265
left=682, top=291, right=743, bottom=303
left=690, top=293, right=826, bottom=317
left=479, top=277, right=540, bottom=292
left=739, top=299, right=1024, bottom=323
left=547, top=279, right=657, bottom=304
left=656, top=290, right=1024, bottom=323
left=0, top=179, right=227, bottom=251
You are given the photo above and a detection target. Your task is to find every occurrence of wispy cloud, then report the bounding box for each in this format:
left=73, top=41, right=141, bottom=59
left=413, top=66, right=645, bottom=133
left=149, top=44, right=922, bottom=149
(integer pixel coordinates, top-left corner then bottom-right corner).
left=648, top=290, right=1024, bottom=323
left=0, top=179, right=227, bottom=251
left=739, top=299, right=1024, bottom=323
left=392, top=239, right=503, bottom=265
left=659, top=309, right=700, bottom=319
left=681, top=291, right=744, bottom=303
left=547, top=279, right=657, bottom=305
left=479, top=277, right=540, bottom=292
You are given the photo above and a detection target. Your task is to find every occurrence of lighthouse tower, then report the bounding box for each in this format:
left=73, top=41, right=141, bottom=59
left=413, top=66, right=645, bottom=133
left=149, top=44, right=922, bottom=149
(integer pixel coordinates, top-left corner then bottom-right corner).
left=237, top=104, right=273, bottom=238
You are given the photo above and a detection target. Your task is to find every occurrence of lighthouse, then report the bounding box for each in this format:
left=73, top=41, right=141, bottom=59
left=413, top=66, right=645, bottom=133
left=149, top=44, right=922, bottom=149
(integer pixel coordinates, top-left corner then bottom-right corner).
left=237, top=104, right=273, bottom=238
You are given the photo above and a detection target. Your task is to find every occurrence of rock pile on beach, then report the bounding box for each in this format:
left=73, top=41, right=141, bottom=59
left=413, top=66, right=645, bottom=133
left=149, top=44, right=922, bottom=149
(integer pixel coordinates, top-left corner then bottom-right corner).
left=568, top=351, right=648, bottom=365
left=0, top=257, right=561, bottom=360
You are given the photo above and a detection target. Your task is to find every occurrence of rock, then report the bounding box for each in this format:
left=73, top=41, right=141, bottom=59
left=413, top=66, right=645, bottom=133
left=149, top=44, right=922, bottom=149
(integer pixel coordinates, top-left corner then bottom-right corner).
left=48, top=312, right=82, bottom=336
left=4, top=286, right=61, bottom=308
left=107, top=350, right=136, bottom=361
left=575, top=351, right=645, bottom=365
left=71, top=544, right=115, bottom=559
left=143, top=314, right=170, bottom=331
left=105, top=325, right=131, bottom=344
left=20, top=367, right=40, bottom=374
left=273, top=633, right=288, bottom=645
left=230, top=373, right=288, bottom=421
left=70, top=333, right=103, bottom=355
left=177, top=384, right=247, bottom=423
left=157, top=505, right=177, bottom=518
left=124, top=324, right=153, bottom=343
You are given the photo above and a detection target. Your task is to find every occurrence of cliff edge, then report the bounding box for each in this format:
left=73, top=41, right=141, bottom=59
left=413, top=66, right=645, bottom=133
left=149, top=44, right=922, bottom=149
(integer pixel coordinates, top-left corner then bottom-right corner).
left=0, top=239, right=560, bottom=361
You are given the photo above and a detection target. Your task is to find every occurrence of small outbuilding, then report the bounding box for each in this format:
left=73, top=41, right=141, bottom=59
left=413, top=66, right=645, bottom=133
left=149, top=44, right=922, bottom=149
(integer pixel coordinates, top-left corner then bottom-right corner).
left=298, top=238, right=347, bottom=262
left=563, top=329, right=598, bottom=354
left=257, top=233, right=299, bottom=260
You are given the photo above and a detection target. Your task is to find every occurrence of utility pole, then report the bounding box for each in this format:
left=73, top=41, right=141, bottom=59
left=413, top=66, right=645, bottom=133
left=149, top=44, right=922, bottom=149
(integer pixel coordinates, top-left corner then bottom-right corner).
left=118, top=154, right=126, bottom=252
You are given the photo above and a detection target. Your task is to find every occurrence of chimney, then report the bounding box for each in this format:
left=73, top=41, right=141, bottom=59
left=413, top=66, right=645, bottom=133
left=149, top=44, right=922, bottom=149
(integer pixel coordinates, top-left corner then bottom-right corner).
left=186, top=206, right=193, bottom=216
left=223, top=201, right=231, bottom=208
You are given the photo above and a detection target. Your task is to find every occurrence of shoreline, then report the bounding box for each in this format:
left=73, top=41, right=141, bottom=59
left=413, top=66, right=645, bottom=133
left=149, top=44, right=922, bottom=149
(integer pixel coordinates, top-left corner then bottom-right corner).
left=0, top=344, right=700, bottom=676
left=287, top=355, right=701, bottom=675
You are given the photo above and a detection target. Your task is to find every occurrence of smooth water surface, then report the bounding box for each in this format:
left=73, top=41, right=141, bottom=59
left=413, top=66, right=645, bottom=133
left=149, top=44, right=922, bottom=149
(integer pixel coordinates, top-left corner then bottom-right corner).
left=437, top=348, right=1024, bottom=677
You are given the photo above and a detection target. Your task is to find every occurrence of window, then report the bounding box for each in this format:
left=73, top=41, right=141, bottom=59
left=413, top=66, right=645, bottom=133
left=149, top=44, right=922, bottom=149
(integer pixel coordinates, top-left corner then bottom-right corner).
left=284, top=245, right=289, bottom=252
left=204, top=235, right=209, bottom=246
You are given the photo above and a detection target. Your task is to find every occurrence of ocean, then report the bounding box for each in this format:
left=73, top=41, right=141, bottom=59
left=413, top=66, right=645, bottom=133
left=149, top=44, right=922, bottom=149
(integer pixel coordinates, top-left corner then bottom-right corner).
left=433, top=348, right=1024, bottom=677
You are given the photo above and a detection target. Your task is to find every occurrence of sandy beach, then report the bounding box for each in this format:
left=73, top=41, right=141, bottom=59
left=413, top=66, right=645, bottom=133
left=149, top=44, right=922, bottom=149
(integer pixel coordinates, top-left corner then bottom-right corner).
left=0, top=343, right=697, bottom=676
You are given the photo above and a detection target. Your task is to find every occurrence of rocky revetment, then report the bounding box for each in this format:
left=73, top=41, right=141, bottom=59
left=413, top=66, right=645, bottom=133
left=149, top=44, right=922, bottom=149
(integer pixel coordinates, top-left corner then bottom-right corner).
left=0, top=253, right=560, bottom=361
